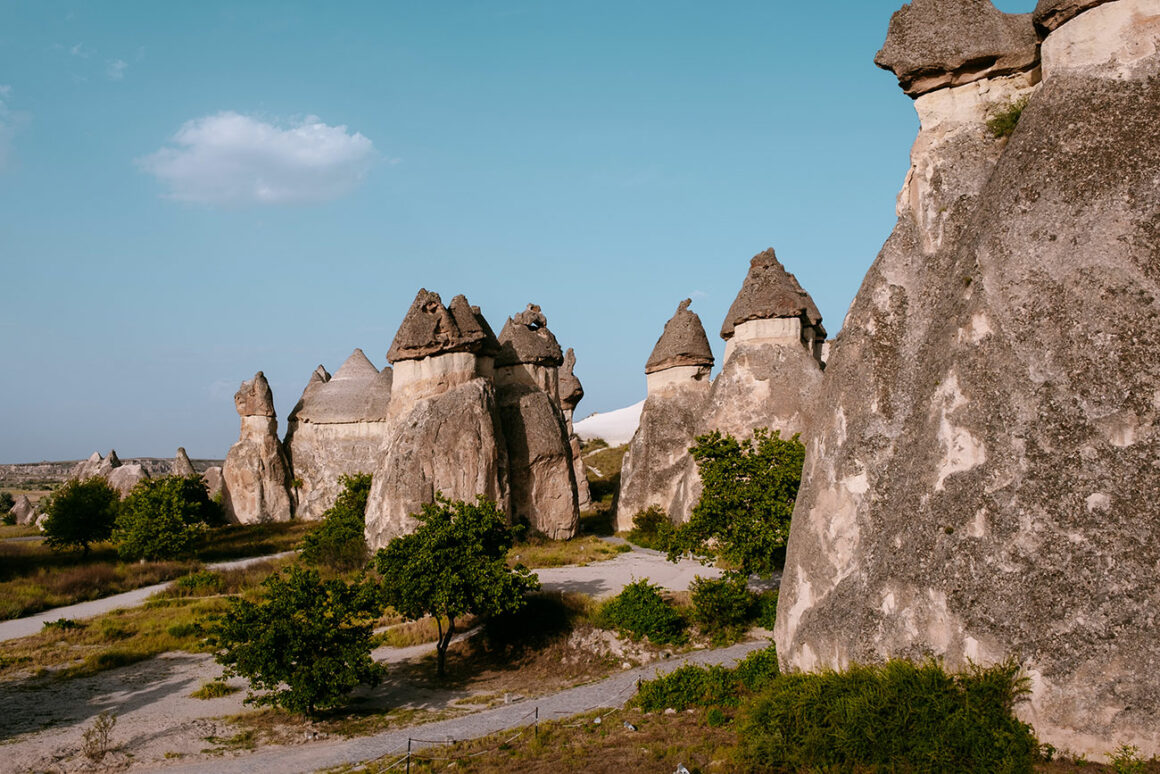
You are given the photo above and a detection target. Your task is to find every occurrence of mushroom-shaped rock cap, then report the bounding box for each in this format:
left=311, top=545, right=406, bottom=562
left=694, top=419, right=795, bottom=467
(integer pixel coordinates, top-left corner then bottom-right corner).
left=235, top=371, right=276, bottom=417
left=646, top=299, right=715, bottom=374
left=173, top=447, right=197, bottom=477
left=293, top=348, right=389, bottom=423
left=721, top=250, right=823, bottom=341
left=559, top=348, right=584, bottom=410
left=496, top=304, right=565, bottom=367
left=449, top=295, right=503, bottom=358
left=875, top=0, right=1038, bottom=97
left=1032, top=0, right=1113, bottom=34
left=387, top=289, right=489, bottom=363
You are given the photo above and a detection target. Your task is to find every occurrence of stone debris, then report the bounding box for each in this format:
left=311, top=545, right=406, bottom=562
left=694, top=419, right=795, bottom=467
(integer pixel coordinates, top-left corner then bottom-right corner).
left=171, top=447, right=197, bottom=477
left=874, top=0, right=1039, bottom=97
left=222, top=372, right=293, bottom=524
left=777, top=0, right=1160, bottom=758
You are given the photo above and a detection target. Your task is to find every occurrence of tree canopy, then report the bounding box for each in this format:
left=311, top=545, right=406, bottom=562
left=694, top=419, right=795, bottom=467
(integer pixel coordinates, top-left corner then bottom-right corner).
left=300, top=473, right=372, bottom=571
left=41, top=477, right=120, bottom=555
left=375, top=495, right=540, bottom=677
left=113, top=475, right=219, bottom=561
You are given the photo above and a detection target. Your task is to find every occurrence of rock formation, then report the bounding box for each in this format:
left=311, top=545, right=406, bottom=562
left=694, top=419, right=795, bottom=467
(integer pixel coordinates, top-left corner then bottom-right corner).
left=494, top=304, right=579, bottom=539
left=222, top=372, right=293, bottom=523
left=559, top=348, right=593, bottom=512
left=71, top=450, right=120, bottom=481
left=776, top=0, right=1160, bottom=757
left=364, top=291, right=510, bottom=547
left=11, top=495, right=36, bottom=526
left=617, top=299, right=715, bottom=530
left=106, top=464, right=150, bottom=497
left=172, top=447, right=197, bottom=477
left=202, top=466, right=224, bottom=500
left=285, top=349, right=393, bottom=520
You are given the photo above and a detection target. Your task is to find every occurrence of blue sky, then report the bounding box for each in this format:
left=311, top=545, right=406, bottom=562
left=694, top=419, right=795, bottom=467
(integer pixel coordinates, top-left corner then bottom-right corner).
left=0, top=0, right=1036, bottom=462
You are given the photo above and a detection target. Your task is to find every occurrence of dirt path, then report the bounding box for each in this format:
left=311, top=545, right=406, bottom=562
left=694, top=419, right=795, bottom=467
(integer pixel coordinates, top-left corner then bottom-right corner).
left=0, top=552, right=296, bottom=643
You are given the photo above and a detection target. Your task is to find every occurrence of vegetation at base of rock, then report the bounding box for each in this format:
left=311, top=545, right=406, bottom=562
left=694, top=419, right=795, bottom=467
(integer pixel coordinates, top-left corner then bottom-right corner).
left=113, top=475, right=221, bottom=561
left=634, top=646, right=780, bottom=712
left=594, top=578, right=686, bottom=645
left=0, top=490, right=15, bottom=513
left=300, top=473, right=372, bottom=571
left=670, top=428, right=805, bottom=578
left=739, top=659, right=1038, bottom=773
left=689, top=574, right=773, bottom=644
left=988, top=95, right=1030, bottom=138
left=210, top=564, right=385, bottom=717
left=375, top=494, right=540, bottom=678
left=40, top=477, right=120, bottom=555
left=626, top=506, right=676, bottom=551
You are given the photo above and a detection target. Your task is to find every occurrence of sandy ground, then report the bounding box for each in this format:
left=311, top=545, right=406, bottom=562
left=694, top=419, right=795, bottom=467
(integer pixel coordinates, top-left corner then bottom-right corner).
left=0, top=546, right=755, bottom=773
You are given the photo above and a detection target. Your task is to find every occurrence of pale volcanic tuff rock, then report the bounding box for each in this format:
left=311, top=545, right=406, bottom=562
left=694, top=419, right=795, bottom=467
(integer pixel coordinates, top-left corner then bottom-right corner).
left=222, top=372, right=293, bottom=524
left=559, top=348, right=593, bottom=512
left=874, top=0, right=1039, bottom=97
left=1033, top=0, right=1117, bottom=32
left=11, top=495, right=36, bottom=526
left=365, top=291, right=511, bottom=547
left=202, top=466, right=224, bottom=500
left=106, top=464, right=150, bottom=498
left=72, top=450, right=121, bottom=481
left=777, top=0, right=1160, bottom=757
left=172, top=447, right=197, bottom=478
left=617, top=300, right=715, bottom=530
left=495, top=305, right=578, bottom=540
left=285, top=349, right=394, bottom=520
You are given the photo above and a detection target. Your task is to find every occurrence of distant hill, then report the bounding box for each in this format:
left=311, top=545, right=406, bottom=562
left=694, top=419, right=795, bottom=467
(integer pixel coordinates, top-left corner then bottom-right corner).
left=0, top=458, right=223, bottom=486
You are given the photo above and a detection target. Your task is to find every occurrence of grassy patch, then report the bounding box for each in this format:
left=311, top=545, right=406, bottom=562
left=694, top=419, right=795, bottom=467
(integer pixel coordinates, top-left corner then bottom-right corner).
left=584, top=443, right=627, bottom=507
left=0, top=524, right=41, bottom=540
left=191, top=680, right=240, bottom=699
left=508, top=534, right=629, bottom=569
left=192, top=521, right=312, bottom=562
left=988, top=95, right=1030, bottom=139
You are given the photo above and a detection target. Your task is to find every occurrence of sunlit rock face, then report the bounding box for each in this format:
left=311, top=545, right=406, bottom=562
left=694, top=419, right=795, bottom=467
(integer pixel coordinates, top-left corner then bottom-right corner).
left=222, top=371, right=293, bottom=524
left=364, top=291, right=511, bottom=547
left=494, top=304, right=579, bottom=540
left=776, top=0, right=1160, bottom=757
left=284, top=349, right=393, bottom=520
left=559, top=348, right=593, bottom=512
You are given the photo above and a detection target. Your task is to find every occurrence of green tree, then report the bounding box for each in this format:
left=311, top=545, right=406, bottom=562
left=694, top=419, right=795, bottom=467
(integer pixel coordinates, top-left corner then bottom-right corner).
left=375, top=495, right=540, bottom=678
left=113, top=475, right=218, bottom=561
left=41, top=477, right=120, bottom=555
left=669, top=428, right=805, bottom=578
left=0, top=491, right=15, bottom=513
left=300, top=473, right=372, bottom=571
left=209, top=564, right=384, bottom=717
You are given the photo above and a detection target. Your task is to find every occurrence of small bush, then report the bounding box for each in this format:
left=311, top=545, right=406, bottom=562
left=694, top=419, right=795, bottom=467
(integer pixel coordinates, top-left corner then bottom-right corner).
left=690, top=574, right=754, bottom=640
left=626, top=507, right=675, bottom=552
left=755, top=590, right=778, bottom=630
left=988, top=95, right=1030, bottom=139
left=81, top=711, right=117, bottom=763
left=114, top=475, right=216, bottom=561
left=738, top=659, right=1037, bottom=773
left=172, top=570, right=224, bottom=595
left=595, top=579, right=685, bottom=645
left=43, top=617, right=83, bottom=631
left=1, top=511, right=15, bottom=526
left=634, top=646, right=780, bottom=712
left=166, top=621, right=200, bottom=638
left=41, top=478, right=120, bottom=555
left=191, top=680, right=239, bottom=700
left=300, top=473, right=372, bottom=571
left=1110, top=744, right=1147, bottom=774
left=0, top=491, right=15, bottom=513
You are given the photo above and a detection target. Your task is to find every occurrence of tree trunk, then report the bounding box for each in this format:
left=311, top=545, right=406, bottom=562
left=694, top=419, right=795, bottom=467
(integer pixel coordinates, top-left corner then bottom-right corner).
left=435, top=617, right=456, bottom=678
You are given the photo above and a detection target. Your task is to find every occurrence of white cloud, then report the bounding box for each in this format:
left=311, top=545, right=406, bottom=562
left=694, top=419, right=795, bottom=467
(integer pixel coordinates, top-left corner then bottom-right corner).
left=69, top=42, right=92, bottom=58
left=0, top=86, right=23, bottom=171
left=137, top=111, right=378, bottom=205
left=106, top=59, right=127, bottom=80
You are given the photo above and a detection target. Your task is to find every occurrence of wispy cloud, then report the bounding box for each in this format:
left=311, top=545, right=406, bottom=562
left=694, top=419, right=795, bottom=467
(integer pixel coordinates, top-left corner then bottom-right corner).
left=0, top=86, right=27, bottom=171
left=69, top=42, right=92, bottom=58
left=137, top=111, right=378, bottom=206
left=106, top=59, right=127, bottom=81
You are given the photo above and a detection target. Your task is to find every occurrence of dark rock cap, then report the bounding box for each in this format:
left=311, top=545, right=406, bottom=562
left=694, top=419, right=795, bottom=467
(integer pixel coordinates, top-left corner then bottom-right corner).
left=105, top=449, right=121, bottom=469
left=387, top=289, right=489, bottom=363
left=173, top=447, right=197, bottom=477
left=449, top=295, right=502, bottom=358
left=646, top=299, right=715, bottom=374
left=1032, top=0, right=1114, bottom=34
left=721, top=249, right=824, bottom=341
left=559, top=348, right=584, bottom=410
left=496, top=304, right=565, bottom=367
left=875, top=0, right=1039, bottom=97
left=235, top=371, right=276, bottom=417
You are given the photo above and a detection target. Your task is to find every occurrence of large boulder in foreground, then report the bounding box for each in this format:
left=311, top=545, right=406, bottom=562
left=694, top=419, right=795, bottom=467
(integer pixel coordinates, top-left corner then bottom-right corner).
left=777, top=0, right=1160, bottom=757
left=222, top=372, right=293, bottom=523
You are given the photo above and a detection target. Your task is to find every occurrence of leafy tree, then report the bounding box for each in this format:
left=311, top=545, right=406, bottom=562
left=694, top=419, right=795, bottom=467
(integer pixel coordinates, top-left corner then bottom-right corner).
left=669, top=428, right=805, bottom=578
left=0, top=491, right=15, bottom=513
left=113, top=475, right=218, bottom=561
left=210, top=564, right=385, bottom=716
left=375, top=495, right=540, bottom=678
left=41, top=477, right=120, bottom=555
left=300, top=473, right=372, bottom=571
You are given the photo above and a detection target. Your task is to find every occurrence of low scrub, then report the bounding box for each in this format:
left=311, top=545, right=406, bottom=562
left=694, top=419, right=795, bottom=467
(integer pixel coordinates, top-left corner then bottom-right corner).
left=625, top=507, right=675, bottom=552
left=738, top=659, right=1038, bottom=773
left=507, top=534, right=629, bottom=569
left=300, top=473, right=372, bottom=571
left=594, top=579, right=686, bottom=645
left=191, top=680, right=239, bottom=699
left=634, top=646, right=780, bottom=712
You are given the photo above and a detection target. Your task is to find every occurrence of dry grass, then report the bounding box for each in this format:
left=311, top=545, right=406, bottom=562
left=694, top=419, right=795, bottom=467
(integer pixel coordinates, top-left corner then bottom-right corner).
left=0, top=524, right=41, bottom=539
left=508, top=535, right=629, bottom=569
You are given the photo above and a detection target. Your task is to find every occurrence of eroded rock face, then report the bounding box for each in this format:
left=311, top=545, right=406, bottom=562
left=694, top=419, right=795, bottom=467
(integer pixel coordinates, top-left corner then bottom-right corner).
left=495, top=305, right=578, bottom=539
left=222, top=372, right=293, bottom=524
left=202, top=466, right=224, bottom=500
left=875, top=0, right=1039, bottom=97
left=365, top=377, right=509, bottom=546
left=106, top=464, right=150, bottom=497
left=72, top=450, right=120, bottom=481
left=777, top=0, right=1160, bottom=757
left=11, top=495, right=36, bottom=526
left=172, top=447, right=197, bottom=477
left=1033, top=0, right=1117, bottom=32
left=559, top=348, right=593, bottom=512
left=285, top=349, right=393, bottom=520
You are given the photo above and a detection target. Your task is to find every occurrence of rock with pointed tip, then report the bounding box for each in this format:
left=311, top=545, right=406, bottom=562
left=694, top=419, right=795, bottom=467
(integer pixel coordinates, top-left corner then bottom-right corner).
left=387, top=289, right=488, bottom=363
left=234, top=372, right=276, bottom=417
left=647, top=299, right=715, bottom=374
left=720, top=250, right=824, bottom=340
left=172, top=447, right=197, bottom=477
left=496, top=305, right=564, bottom=368
left=223, top=373, right=293, bottom=523
left=11, top=495, right=37, bottom=526
left=107, top=464, right=150, bottom=498
left=875, top=0, right=1039, bottom=97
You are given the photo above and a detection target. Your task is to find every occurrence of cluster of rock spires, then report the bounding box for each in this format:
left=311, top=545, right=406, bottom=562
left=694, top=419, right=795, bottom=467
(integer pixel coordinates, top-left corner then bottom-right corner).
left=222, top=292, right=590, bottom=548
left=775, top=0, right=1160, bottom=758
left=618, top=250, right=827, bottom=528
